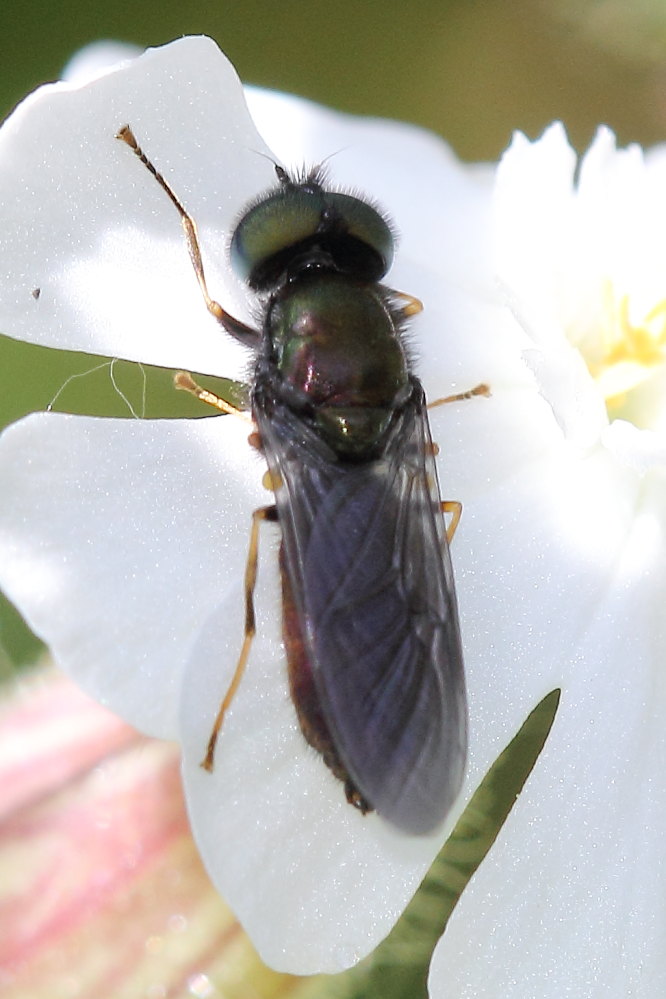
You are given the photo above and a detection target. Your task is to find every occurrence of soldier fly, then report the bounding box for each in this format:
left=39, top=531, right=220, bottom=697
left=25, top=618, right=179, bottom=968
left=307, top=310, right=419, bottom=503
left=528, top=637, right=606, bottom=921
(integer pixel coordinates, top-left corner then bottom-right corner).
left=117, top=125, right=486, bottom=835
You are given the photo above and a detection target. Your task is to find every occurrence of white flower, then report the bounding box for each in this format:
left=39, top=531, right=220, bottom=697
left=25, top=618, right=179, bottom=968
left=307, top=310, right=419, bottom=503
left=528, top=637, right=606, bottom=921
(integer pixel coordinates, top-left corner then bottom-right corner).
left=428, top=125, right=666, bottom=996
left=1, top=35, right=664, bottom=993
left=0, top=37, right=496, bottom=975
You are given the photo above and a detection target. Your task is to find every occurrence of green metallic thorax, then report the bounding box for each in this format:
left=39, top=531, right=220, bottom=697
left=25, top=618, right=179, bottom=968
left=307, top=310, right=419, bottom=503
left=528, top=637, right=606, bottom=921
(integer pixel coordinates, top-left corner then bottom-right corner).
left=267, top=272, right=409, bottom=457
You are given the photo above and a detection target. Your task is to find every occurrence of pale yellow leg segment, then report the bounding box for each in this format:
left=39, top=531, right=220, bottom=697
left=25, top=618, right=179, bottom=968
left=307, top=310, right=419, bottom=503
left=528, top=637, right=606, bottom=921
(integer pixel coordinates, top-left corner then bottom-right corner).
left=441, top=500, right=462, bottom=544
left=201, top=505, right=275, bottom=771
left=428, top=384, right=488, bottom=544
left=393, top=290, right=424, bottom=317
left=174, top=371, right=250, bottom=420
left=428, top=383, right=491, bottom=409
left=116, top=125, right=258, bottom=342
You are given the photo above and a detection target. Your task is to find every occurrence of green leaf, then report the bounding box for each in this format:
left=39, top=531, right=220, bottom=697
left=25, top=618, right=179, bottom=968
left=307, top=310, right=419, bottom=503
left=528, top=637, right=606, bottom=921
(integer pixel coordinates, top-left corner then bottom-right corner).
left=303, top=689, right=561, bottom=999
left=0, top=333, right=248, bottom=427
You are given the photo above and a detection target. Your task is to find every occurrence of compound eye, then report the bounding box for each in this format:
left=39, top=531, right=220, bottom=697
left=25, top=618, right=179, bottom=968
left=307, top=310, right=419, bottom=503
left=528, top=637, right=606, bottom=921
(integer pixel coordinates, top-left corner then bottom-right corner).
left=326, top=193, right=394, bottom=276
left=231, top=188, right=324, bottom=285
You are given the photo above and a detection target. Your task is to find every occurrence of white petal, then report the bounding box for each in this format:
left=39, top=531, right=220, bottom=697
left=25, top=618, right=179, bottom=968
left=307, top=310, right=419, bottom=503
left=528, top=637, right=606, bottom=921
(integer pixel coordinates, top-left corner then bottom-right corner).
left=494, top=122, right=578, bottom=340
left=576, top=126, right=664, bottom=315
left=603, top=419, right=666, bottom=472
left=0, top=37, right=277, bottom=379
left=180, top=577, right=455, bottom=974
left=493, top=125, right=610, bottom=446
left=429, top=481, right=666, bottom=996
left=0, top=412, right=264, bottom=736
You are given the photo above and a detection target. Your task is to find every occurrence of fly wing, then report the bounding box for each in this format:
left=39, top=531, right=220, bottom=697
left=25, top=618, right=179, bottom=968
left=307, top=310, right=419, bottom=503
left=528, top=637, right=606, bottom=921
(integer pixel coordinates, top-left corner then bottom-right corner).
left=255, top=380, right=467, bottom=835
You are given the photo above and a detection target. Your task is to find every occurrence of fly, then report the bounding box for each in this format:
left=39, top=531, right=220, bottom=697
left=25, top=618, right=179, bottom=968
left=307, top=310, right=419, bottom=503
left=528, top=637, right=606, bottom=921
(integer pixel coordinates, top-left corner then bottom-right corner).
left=117, top=125, right=488, bottom=835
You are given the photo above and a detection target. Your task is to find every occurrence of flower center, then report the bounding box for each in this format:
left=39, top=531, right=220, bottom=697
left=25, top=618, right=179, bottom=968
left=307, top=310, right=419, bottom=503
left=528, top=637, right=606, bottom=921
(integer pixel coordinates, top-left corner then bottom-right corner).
left=582, top=282, right=666, bottom=426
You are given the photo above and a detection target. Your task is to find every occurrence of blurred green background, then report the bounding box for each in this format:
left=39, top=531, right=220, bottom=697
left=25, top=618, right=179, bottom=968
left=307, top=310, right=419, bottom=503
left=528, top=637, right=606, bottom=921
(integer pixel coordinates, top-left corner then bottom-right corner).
left=5, top=0, right=666, bottom=157
left=2, top=0, right=666, bottom=661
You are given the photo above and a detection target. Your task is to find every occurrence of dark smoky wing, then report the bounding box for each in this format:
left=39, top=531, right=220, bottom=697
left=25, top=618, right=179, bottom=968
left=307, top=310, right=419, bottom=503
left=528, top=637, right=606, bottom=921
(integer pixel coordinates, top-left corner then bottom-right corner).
left=256, top=387, right=467, bottom=835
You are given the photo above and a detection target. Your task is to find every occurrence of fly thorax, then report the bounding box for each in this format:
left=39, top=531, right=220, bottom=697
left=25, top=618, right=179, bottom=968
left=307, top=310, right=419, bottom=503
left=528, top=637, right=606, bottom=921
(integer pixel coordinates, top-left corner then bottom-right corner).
left=267, top=273, right=409, bottom=456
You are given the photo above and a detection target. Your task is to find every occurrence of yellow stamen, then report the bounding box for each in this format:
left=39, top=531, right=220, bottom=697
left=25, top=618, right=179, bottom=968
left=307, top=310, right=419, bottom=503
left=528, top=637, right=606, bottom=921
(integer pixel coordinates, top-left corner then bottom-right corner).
left=588, top=288, right=666, bottom=411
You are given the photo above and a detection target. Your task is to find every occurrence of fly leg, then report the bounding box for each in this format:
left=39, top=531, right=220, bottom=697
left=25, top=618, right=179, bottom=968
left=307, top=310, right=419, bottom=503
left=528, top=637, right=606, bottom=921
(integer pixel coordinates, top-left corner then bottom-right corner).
left=441, top=500, right=462, bottom=544
left=116, top=125, right=259, bottom=348
left=202, top=504, right=278, bottom=771
left=394, top=281, right=488, bottom=547
left=173, top=353, right=264, bottom=771
left=173, top=371, right=251, bottom=420
left=428, top=383, right=491, bottom=407
left=393, top=289, right=490, bottom=406
left=393, top=290, right=424, bottom=317
left=428, top=383, right=490, bottom=545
